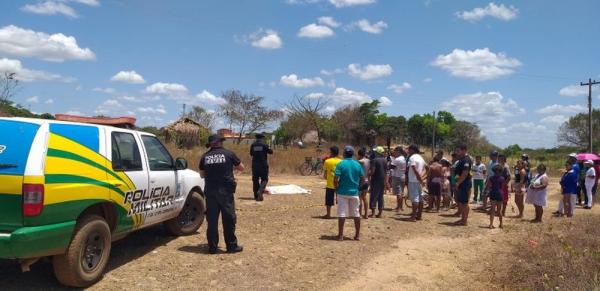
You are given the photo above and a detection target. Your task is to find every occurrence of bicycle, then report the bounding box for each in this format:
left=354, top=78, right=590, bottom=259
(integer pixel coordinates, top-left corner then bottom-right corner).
left=299, top=157, right=324, bottom=176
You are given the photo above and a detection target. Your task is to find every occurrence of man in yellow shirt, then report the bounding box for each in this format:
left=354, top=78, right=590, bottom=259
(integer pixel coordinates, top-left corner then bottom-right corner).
left=323, top=146, right=342, bottom=219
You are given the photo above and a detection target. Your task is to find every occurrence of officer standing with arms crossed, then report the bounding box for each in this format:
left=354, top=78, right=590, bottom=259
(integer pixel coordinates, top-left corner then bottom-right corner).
left=250, top=133, right=273, bottom=201
left=199, top=134, right=245, bottom=254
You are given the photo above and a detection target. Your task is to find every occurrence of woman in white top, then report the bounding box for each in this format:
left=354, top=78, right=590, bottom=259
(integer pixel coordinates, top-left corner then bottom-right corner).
left=526, top=164, right=549, bottom=223
left=584, top=160, right=596, bottom=209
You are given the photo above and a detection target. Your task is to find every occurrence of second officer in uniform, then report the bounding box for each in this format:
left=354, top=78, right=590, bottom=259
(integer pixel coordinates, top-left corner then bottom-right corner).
left=250, top=133, right=273, bottom=201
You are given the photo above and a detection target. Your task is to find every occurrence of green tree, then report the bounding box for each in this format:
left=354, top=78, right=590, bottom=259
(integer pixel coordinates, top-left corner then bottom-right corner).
left=558, top=109, right=600, bottom=150
left=504, top=144, right=523, bottom=157
left=220, top=90, right=283, bottom=143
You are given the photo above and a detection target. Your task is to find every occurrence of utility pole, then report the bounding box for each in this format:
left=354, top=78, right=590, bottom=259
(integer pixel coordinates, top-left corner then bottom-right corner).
left=182, top=103, right=186, bottom=117
left=432, top=111, right=436, bottom=158
left=580, top=79, right=600, bottom=153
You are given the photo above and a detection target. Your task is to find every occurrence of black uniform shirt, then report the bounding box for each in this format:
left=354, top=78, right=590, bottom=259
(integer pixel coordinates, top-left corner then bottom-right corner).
left=370, top=156, right=388, bottom=184
left=250, top=139, right=273, bottom=165
left=455, top=155, right=473, bottom=180
left=199, top=147, right=241, bottom=186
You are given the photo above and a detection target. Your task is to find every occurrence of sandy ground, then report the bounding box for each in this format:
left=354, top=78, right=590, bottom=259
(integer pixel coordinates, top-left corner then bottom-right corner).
left=0, top=174, right=598, bottom=290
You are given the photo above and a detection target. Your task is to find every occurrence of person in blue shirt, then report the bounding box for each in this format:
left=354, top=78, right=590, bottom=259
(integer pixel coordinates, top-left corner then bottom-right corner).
left=554, top=153, right=580, bottom=217
left=558, top=161, right=578, bottom=217
left=334, top=146, right=365, bottom=241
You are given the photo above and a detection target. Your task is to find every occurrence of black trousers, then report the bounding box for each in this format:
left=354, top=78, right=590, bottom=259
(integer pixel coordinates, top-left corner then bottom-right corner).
left=578, top=183, right=589, bottom=205
left=370, top=181, right=384, bottom=210
left=205, top=185, right=238, bottom=250
left=252, top=164, right=269, bottom=200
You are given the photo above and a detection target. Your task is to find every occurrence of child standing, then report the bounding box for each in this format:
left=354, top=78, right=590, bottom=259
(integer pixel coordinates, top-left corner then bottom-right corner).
left=486, top=165, right=505, bottom=229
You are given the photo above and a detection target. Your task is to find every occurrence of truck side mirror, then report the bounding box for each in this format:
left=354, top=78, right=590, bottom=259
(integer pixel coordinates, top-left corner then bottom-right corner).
left=175, top=157, right=188, bottom=170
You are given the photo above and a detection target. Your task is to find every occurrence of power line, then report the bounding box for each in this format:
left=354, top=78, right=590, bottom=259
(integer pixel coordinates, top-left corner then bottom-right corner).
left=580, top=78, right=600, bottom=153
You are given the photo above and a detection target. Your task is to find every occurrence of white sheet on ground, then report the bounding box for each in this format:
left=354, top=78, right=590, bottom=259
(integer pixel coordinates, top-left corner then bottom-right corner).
left=266, top=184, right=311, bottom=195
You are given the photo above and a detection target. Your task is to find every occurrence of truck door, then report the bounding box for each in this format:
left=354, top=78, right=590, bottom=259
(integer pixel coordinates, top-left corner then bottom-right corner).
left=139, top=135, right=178, bottom=224
left=109, top=131, right=149, bottom=230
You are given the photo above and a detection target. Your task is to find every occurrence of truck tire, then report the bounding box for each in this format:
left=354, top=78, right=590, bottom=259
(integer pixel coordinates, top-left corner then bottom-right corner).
left=53, top=215, right=111, bottom=287
left=165, top=191, right=206, bottom=236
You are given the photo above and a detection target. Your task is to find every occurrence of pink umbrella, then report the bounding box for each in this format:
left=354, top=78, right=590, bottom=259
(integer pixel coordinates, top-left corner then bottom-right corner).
left=576, top=153, right=600, bottom=161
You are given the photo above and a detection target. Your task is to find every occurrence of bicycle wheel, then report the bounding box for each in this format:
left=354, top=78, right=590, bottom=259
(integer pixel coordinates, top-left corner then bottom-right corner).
left=299, top=162, right=312, bottom=176
left=313, top=161, right=324, bottom=176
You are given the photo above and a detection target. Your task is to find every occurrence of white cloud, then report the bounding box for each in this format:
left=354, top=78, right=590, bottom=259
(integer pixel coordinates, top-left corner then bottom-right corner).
left=306, top=92, right=325, bottom=99
left=540, top=115, right=568, bottom=125
left=320, top=68, right=344, bottom=76
left=26, top=96, right=39, bottom=103
left=194, top=90, right=227, bottom=105
left=387, top=82, right=412, bottom=94
left=247, top=29, right=282, bottom=50
left=329, top=0, right=375, bottom=8
left=441, top=91, right=524, bottom=121
left=536, top=104, right=587, bottom=115
left=137, top=104, right=167, bottom=115
left=423, top=77, right=432, bottom=83
left=0, top=25, right=95, bottom=62
left=347, top=63, right=393, bottom=80
left=65, top=110, right=83, bottom=116
left=110, top=70, right=145, bottom=84
left=379, top=96, right=392, bottom=107
left=352, top=19, right=388, bottom=34
left=0, top=58, right=70, bottom=82
left=45, top=98, right=54, bottom=104
left=95, top=99, right=123, bottom=115
left=318, top=16, right=341, bottom=28
left=298, top=24, right=335, bottom=38
left=559, top=84, right=588, bottom=97
left=329, top=87, right=372, bottom=104
left=440, top=92, right=549, bottom=147
left=431, top=48, right=521, bottom=81
left=121, top=96, right=143, bottom=102
left=144, top=82, right=188, bottom=96
left=280, top=74, right=325, bottom=88
left=456, top=3, right=519, bottom=22
left=71, top=0, right=100, bottom=6
left=92, top=87, right=116, bottom=94
left=21, top=1, right=78, bottom=18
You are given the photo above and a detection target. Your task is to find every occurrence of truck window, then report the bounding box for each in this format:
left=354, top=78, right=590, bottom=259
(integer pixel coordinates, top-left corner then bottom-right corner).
left=141, top=135, right=174, bottom=171
left=111, top=132, right=143, bottom=171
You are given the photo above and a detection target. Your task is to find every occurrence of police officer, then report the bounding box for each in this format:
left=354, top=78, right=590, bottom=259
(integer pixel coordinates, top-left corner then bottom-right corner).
left=199, top=134, right=245, bottom=254
left=250, top=133, right=273, bottom=201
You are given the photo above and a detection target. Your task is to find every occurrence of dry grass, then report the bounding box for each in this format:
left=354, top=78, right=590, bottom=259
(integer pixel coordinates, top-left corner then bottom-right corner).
left=165, top=143, right=325, bottom=174
left=493, top=214, right=600, bottom=290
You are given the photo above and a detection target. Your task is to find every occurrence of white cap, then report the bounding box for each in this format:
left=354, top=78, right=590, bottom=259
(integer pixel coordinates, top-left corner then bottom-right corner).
left=585, top=159, right=594, bottom=164
left=569, top=153, right=577, bottom=158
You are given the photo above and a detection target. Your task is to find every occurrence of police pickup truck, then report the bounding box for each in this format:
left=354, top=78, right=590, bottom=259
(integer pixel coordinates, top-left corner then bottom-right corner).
left=0, top=117, right=206, bottom=287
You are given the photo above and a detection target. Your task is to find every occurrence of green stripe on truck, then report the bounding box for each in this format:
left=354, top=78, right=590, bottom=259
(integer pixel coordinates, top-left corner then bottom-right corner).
left=0, top=194, right=22, bottom=231
left=0, top=220, right=76, bottom=259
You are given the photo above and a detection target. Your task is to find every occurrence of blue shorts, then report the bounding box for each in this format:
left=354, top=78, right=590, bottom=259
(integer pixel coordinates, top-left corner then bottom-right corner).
left=456, top=179, right=472, bottom=204
left=408, top=182, right=422, bottom=203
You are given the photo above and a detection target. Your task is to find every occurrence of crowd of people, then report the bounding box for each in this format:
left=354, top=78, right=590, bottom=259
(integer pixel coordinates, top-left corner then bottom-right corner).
left=320, top=144, right=599, bottom=240
left=198, top=132, right=598, bottom=251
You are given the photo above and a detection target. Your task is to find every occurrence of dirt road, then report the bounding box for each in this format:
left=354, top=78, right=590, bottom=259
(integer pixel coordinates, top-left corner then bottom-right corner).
left=0, top=175, right=597, bottom=290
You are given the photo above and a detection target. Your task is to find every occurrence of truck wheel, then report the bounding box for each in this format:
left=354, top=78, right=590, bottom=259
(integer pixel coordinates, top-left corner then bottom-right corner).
left=53, top=215, right=111, bottom=287
left=165, top=191, right=206, bottom=236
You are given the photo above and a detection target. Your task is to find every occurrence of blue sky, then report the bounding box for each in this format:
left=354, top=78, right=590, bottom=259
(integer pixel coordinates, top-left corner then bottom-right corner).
left=1, top=0, right=599, bottom=148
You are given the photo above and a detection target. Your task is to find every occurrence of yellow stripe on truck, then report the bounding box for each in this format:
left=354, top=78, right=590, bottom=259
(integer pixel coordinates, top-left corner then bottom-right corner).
left=0, top=175, right=23, bottom=195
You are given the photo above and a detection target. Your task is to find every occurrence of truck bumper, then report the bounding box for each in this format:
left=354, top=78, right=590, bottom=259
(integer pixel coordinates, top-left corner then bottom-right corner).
left=0, top=221, right=76, bottom=259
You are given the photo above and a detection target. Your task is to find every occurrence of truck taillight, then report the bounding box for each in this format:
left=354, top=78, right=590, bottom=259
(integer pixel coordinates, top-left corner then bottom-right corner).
left=23, top=184, right=44, bottom=217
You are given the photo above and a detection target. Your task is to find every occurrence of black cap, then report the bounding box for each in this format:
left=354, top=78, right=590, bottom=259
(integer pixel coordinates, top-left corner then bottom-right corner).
left=490, top=150, right=499, bottom=157
left=206, top=134, right=225, bottom=147
left=255, top=133, right=265, bottom=139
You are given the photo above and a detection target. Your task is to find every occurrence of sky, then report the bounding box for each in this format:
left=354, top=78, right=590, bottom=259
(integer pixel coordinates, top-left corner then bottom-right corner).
left=0, top=0, right=599, bottom=148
